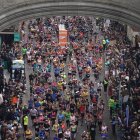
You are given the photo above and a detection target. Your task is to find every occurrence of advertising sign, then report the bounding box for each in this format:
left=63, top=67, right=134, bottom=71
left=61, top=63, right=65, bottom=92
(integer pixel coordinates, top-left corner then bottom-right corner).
left=14, top=33, right=20, bottom=42
left=59, top=24, right=68, bottom=47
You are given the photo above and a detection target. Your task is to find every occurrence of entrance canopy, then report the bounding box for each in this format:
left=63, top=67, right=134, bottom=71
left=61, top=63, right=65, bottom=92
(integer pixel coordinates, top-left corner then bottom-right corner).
left=0, top=0, right=140, bottom=30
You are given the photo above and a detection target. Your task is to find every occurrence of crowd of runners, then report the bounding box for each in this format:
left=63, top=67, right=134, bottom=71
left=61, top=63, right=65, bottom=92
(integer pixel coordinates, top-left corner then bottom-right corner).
left=0, top=16, right=139, bottom=140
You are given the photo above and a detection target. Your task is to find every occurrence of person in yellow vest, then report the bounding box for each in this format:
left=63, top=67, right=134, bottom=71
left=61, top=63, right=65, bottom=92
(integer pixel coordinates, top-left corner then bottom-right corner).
left=23, top=115, right=29, bottom=131
left=108, top=97, right=115, bottom=117
left=25, top=127, right=33, bottom=140
left=81, top=89, right=89, bottom=97
left=58, top=81, right=63, bottom=90
left=103, top=39, right=106, bottom=50
left=65, top=92, right=71, bottom=101
left=103, top=39, right=106, bottom=45
left=103, top=78, right=108, bottom=92
left=52, top=121, right=59, bottom=132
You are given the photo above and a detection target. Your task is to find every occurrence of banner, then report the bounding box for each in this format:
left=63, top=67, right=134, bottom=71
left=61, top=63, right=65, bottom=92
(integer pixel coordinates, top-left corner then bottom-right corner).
left=59, top=24, right=68, bottom=47
left=59, top=30, right=68, bottom=47
left=14, top=33, right=20, bottom=42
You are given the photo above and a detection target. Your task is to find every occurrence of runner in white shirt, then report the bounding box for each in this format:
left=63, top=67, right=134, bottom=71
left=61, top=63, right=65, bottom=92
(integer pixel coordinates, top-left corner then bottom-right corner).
left=97, top=81, right=103, bottom=97
left=64, top=129, right=71, bottom=140
left=30, top=107, right=38, bottom=120
left=101, top=123, right=108, bottom=139
left=70, top=114, right=76, bottom=125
